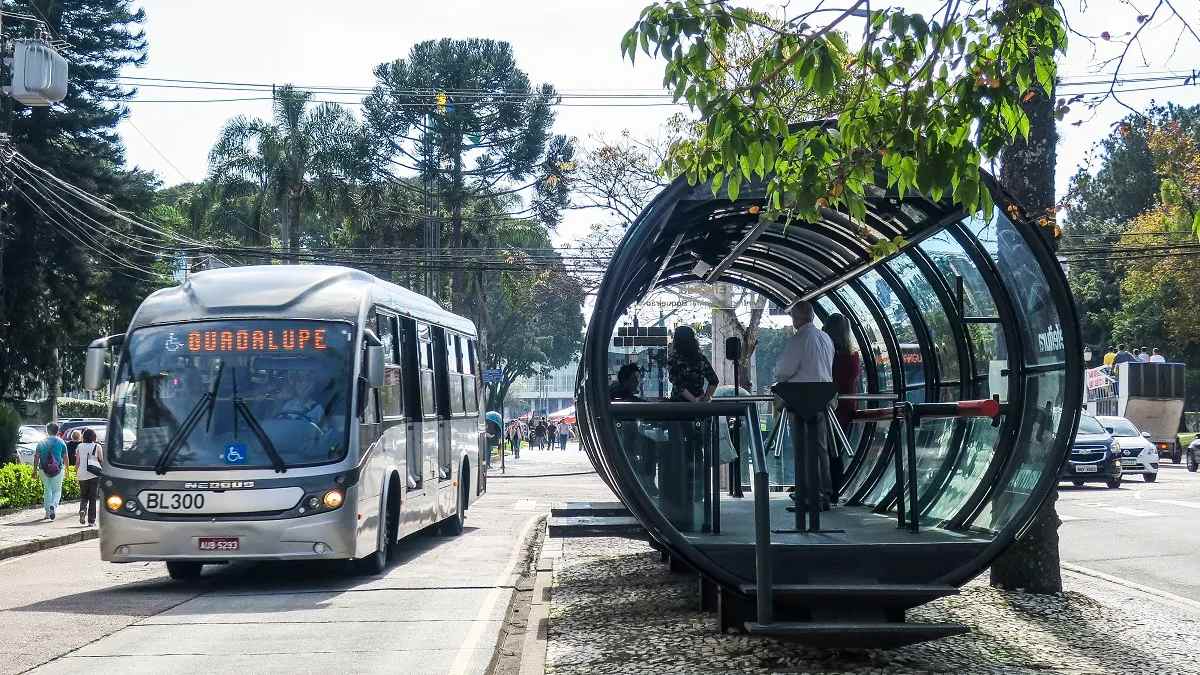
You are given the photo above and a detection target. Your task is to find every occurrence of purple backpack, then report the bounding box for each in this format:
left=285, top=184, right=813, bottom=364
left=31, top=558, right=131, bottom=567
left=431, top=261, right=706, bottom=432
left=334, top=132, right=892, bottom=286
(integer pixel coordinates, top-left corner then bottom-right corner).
left=37, top=440, right=61, bottom=477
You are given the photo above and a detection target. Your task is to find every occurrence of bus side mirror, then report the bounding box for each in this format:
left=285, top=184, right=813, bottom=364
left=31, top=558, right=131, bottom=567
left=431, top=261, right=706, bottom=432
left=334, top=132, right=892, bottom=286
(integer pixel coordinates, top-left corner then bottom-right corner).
left=365, top=345, right=385, bottom=388
left=84, top=343, right=108, bottom=391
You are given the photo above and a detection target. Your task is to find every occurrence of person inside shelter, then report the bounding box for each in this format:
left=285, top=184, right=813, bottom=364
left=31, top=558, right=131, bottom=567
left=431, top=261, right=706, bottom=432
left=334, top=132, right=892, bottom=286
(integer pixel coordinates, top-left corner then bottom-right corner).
left=773, top=301, right=835, bottom=511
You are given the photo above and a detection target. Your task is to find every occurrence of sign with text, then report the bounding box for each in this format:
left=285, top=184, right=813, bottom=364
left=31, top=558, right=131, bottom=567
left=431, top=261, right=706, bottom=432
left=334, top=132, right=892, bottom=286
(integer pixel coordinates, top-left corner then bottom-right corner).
left=483, top=368, right=503, bottom=384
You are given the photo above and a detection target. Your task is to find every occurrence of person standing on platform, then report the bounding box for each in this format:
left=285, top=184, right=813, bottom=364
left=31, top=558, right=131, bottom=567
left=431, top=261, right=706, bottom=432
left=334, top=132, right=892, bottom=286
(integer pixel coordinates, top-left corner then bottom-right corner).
left=773, top=301, right=835, bottom=510
left=822, top=313, right=860, bottom=506
left=1113, top=344, right=1136, bottom=365
left=667, top=325, right=718, bottom=402
left=1150, top=348, right=1166, bottom=363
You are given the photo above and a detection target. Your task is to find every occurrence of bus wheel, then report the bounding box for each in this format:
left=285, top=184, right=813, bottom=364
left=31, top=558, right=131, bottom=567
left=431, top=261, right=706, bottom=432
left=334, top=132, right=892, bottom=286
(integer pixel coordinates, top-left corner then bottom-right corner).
left=355, top=503, right=391, bottom=575
left=166, top=561, right=203, bottom=581
left=442, top=475, right=466, bottom=536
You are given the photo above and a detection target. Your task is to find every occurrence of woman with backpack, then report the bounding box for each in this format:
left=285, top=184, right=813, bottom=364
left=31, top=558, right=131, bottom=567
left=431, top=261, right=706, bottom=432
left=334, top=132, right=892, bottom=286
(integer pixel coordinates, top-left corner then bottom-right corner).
left=34, top=422, right=68, bottom=521
left=75, top=428, right=103, bottom=526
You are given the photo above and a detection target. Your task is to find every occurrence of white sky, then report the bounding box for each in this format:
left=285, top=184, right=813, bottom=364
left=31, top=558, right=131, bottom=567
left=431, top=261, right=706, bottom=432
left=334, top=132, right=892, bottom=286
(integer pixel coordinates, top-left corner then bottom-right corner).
left=116, top=1, right=1200, bottom=248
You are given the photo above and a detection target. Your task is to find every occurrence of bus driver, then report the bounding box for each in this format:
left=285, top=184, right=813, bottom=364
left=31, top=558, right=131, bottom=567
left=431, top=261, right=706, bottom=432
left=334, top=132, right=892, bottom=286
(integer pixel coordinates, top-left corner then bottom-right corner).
left=276, top=371, right=325, bottom=422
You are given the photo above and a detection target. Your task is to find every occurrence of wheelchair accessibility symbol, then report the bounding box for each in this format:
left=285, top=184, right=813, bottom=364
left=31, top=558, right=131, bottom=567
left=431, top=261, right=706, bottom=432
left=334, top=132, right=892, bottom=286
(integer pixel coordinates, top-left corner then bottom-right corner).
left=223, top=443, right=247, bottom=465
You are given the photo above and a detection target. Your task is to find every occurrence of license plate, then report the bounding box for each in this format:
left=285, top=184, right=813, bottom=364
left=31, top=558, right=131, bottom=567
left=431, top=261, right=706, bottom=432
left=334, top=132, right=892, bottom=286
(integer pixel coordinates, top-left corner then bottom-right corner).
left=1120, top=458, right=1138, bottom=466
left=1075, top=465, right=1099, bottom=473
left=198, top=537, right=239, bottom=552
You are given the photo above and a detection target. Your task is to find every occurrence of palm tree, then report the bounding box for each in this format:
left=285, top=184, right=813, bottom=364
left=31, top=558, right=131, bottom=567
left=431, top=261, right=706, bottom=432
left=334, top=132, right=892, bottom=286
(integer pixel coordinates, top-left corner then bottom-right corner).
left=208, top=85, right=362, bottom=260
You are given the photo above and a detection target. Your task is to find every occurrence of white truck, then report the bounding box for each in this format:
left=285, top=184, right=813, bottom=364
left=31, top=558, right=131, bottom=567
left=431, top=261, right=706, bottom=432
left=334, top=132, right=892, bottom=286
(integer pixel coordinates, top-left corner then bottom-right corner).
left=1084, top=361, right=1186, bottom=463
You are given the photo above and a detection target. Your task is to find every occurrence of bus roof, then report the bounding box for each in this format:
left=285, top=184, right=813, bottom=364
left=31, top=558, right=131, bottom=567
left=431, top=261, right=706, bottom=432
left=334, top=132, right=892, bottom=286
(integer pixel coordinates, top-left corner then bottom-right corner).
left=130, top=265, right=476, bottom=335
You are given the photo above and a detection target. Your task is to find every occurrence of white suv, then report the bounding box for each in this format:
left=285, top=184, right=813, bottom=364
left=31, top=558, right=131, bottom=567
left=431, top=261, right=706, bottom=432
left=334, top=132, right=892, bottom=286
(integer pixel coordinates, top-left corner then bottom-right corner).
left=1098, top=415, right=1159, bottom=482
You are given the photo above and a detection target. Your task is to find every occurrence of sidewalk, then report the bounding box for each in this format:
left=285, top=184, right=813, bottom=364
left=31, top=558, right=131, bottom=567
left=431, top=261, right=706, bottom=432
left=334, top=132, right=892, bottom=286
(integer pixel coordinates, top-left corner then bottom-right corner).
left=0, top=500, right=97, bottom=561
left=543, top=534, right=1200, bottom=674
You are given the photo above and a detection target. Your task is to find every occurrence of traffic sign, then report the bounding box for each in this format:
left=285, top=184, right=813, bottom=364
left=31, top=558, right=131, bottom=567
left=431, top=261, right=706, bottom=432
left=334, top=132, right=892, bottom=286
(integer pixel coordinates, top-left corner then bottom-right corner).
left=483, top=368, right=503, bottom=384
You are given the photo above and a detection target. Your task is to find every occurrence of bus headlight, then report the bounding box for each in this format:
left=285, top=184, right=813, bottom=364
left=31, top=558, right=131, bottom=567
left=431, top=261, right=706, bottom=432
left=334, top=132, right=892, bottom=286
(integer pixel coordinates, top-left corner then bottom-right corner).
left=105, top=494, right=124, bottom=511
left=322, top=490, right=344, bottom=509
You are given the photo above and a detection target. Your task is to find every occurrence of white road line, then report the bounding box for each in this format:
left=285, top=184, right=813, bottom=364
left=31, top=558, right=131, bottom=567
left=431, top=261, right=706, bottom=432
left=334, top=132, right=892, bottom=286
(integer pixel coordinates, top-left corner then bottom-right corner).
left=1059, top=514, right=1081, bottom=522
left=1152, top=499, right=1200, bottom=510
left=1103, top=506, right=1163, bottom=518
left=447, top=513, right=541, bottom=675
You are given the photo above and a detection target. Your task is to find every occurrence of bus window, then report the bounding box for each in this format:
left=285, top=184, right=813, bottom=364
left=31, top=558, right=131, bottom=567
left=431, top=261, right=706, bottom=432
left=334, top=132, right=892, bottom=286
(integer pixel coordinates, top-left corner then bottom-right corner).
left=447, top=334, right=465, bottom=415
left=376, top=312, right=403, bottom=419
left=465, top=339, right=479, bottom=414
left=417, top=323, right=436, bottom=418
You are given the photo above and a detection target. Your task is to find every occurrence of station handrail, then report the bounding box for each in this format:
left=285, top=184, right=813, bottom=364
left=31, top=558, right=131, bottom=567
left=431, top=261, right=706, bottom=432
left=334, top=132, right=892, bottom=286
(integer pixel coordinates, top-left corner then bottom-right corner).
left=745, top=400, right=773, bottom=625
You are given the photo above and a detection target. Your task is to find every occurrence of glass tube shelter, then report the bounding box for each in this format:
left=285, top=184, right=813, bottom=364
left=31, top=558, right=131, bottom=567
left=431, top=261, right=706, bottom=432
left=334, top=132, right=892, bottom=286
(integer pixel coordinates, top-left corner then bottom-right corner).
left=575, top=171, right=1082, bottom=646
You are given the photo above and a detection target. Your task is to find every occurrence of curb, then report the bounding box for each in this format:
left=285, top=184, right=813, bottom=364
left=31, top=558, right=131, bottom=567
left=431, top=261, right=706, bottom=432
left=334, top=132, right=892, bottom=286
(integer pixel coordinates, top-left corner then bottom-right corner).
left=0, top=527, right=97, bottom=562
left=1062, top=561, right=1200, bottom=613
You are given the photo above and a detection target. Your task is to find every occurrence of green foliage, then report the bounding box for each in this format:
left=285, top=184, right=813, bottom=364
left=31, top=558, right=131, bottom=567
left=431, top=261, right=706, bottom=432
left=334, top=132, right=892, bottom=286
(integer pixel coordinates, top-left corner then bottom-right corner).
left=57, top=398, right=108, bottom=419
left=0, top=403, right=20, bottom=465
left=623, top=2, right=1067, bottom=222
left=0, top=464, right=79, bottom=510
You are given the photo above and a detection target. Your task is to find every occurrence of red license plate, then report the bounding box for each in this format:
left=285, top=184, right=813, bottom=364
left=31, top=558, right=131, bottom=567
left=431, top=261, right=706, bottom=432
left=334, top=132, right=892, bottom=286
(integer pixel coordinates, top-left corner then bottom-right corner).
left=198, top=537, right=239, bottom=551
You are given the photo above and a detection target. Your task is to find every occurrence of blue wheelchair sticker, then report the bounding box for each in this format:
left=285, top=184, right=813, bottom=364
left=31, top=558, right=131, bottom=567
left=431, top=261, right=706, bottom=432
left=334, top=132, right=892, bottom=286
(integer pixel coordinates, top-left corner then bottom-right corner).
left=223, top=443, right=247, bottom=465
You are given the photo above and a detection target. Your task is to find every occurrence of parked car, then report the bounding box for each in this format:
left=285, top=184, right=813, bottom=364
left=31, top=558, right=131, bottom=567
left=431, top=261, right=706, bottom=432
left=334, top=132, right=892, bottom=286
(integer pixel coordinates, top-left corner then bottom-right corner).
left=15, top=425, right=46, bottom=465
left=1098, top=415, right=1159, bottom=482
left=1187, top=436, right=1200, bottom=472
left=1060, top=413, right=1123, bottom=489
left=55, top=418, right=106, bottom=439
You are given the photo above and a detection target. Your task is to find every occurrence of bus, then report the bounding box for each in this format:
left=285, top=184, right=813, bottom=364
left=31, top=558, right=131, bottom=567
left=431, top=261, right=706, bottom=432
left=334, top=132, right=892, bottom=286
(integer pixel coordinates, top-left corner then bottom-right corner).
left=1085, top=360, right=1186, bottom=462
left=83, top=265, right=487, bottom=579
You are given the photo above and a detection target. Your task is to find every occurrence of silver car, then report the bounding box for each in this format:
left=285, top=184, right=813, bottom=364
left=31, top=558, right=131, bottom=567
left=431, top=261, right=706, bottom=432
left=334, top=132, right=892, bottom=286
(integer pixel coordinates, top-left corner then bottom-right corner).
left=1098, top=415, right=1159, bottom=482
left=16, top=425, right=47, bottom=465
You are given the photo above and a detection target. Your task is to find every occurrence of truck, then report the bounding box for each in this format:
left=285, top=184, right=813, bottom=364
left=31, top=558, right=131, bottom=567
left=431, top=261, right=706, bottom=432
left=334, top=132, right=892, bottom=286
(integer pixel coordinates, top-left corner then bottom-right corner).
left=1084, top=361, right=1186, bottom=463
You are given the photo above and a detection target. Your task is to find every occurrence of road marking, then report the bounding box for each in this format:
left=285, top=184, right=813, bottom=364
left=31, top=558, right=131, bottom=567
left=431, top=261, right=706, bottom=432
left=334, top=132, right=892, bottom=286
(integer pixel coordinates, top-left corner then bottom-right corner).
left=1103, top=506, right=1163, bottom=518
left=1063, top=562, right=1200, bottom=613
left=1059, top=514, right=1081, bottom=522
left=447, top=513, right=541, bottom=675
left=1152, top=499, right=1200, bottom=509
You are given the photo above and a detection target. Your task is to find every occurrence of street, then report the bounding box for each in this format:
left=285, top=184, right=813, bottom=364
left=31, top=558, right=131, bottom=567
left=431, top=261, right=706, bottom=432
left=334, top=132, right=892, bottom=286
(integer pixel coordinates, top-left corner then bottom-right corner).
left=0, top=449, right=604, bottom=675
left=1059, top=462, right=1200, bottom=602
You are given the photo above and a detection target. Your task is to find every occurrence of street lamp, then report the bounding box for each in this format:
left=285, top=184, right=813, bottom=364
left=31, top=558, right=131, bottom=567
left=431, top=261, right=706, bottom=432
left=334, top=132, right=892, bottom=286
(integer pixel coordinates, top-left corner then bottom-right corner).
left=1083, top=346, right=1093, bottom=366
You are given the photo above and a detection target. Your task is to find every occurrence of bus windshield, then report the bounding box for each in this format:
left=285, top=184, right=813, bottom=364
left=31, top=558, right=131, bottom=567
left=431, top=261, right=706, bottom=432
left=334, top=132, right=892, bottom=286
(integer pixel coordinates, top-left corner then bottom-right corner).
left=109, top=319, right=356, bottom=470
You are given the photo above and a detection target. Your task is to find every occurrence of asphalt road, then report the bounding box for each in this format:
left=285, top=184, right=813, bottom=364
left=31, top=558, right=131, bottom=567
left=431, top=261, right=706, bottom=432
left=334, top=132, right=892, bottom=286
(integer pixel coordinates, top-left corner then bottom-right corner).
left=1059, top=461, right=1200, bottom=602
left=0, top=449, right=606, bottom=675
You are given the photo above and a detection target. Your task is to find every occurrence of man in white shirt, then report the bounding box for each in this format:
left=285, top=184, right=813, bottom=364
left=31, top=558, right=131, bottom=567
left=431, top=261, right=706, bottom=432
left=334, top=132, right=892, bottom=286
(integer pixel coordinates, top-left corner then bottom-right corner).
left=1150, top=348, right=1166, bottom=363
left=773, top=301, right=835, bottom=509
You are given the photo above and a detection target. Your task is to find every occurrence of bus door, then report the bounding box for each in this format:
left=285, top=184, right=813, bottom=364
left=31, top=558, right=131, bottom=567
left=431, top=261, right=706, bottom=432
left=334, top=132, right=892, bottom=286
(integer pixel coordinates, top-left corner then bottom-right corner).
left=408, top=319, right=440, bottom=524
left=432, top=327, right=456, bottom=518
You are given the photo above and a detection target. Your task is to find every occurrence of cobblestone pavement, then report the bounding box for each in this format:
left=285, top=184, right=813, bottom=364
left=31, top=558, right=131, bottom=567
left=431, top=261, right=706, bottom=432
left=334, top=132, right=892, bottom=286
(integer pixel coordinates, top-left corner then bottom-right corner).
left=546, top=537, right=1200, bottom=674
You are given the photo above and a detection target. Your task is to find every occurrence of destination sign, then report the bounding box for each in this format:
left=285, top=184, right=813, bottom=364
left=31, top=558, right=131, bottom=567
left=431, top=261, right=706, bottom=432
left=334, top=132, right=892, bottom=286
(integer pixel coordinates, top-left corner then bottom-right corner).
left=182, top=327, right=329, bottom=353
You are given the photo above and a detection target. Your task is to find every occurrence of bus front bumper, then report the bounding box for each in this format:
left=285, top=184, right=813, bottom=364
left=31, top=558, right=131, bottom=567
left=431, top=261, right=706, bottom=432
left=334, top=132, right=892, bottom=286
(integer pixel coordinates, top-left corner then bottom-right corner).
left=98, top=506, right=359, bottom=563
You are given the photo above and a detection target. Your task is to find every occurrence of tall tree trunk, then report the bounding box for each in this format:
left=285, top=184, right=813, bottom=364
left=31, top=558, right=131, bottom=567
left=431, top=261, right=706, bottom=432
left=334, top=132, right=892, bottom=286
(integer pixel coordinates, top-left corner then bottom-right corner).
left=279, top=193, right=293, bottom=264
left=289, top=194, right=303, bottom=261
left=991, top=0, right=1062, bottom=595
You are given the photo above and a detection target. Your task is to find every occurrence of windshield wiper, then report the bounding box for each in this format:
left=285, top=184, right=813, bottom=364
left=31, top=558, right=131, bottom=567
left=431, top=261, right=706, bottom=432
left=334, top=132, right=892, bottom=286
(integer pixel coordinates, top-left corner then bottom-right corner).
left=154, top=376, right=220, bottom=475
left=230, top=368, right=287, bottom=474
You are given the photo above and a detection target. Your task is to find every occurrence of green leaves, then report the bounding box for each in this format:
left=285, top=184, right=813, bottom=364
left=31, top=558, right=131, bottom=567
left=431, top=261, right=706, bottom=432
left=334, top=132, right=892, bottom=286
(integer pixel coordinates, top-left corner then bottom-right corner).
left=623, top=1, right=1067, bottom=227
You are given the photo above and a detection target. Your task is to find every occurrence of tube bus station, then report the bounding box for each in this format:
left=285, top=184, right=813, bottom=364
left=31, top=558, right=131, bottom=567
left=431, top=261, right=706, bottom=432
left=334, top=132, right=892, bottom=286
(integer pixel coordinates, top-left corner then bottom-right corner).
left=576, top=168, right=1083, bottom=647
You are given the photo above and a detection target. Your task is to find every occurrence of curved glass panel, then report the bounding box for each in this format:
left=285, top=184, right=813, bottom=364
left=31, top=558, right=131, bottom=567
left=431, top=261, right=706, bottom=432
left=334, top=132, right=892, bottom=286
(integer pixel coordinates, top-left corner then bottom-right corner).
left=836, top=287, right=893, bottom=393
left=860, top=269, right=921, bottom=393
left=925, top=417, right=1002, bottom=522
left=920, top=231, right=997, bottom=318
left=888, top=253, right=960, bottom=385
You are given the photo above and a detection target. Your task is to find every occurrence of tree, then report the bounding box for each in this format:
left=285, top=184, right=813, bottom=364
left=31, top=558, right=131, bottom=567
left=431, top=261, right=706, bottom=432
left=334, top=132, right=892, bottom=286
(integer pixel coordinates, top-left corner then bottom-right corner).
left=476, top=223, right=584, bottom=412
left=0, top=0, right=151, bottom=402
left=364, top=38, right=575, bottom=309
left=208, top=85, right=363, bottom=258
left=989, top=0, right=1062, bottom=594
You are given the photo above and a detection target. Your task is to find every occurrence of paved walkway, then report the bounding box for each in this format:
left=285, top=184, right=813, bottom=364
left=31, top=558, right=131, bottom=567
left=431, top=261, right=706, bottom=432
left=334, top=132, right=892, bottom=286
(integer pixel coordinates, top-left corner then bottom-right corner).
left=0, top=499, right=97, bottom=560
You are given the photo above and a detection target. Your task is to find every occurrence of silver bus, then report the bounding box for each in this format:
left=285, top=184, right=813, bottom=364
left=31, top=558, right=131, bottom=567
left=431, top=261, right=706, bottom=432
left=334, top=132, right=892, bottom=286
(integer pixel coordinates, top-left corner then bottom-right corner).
left=83, top=265, right=487, bottom=579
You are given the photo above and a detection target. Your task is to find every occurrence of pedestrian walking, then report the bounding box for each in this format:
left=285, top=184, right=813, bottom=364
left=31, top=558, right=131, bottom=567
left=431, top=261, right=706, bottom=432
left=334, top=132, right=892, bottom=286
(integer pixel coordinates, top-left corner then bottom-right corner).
left=65, top=428, right=83, bottom=468
left=547, top=421, right=558, bottom=450
left=1150, top=347, right=1166, bottom=363
left=34, top=422, right=68, bottom=521
left=507, top=422, right=524, bottom=459
left=558, top=422, right=571, bottom=450
left=75, top=428, right=103, bottom=526
left=535, top=419, right=548, bottom=451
